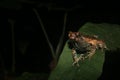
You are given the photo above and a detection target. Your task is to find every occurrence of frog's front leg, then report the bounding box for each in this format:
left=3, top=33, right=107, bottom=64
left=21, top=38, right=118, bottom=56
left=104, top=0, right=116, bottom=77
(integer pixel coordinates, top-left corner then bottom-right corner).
left=71, top=49, right=84, bottom=66
left=71, top=49, right=79, bottom=66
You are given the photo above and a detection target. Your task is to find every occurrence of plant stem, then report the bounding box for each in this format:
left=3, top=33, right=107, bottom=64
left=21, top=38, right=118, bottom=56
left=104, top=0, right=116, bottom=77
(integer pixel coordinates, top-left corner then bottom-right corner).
left=56, top=12, right=67, bottom=61
left=8, top=19, right=15, bottom=73
left=33, top=8, right=56, bottom=59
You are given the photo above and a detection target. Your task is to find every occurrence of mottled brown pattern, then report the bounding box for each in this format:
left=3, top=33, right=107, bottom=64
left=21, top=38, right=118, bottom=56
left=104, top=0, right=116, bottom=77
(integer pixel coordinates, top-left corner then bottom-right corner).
left=68, top=31, right=108, bottom=66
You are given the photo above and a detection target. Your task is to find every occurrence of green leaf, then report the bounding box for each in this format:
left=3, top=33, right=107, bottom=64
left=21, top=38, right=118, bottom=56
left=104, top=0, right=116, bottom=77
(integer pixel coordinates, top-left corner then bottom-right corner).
left=48, top=22, right=120, bottom=80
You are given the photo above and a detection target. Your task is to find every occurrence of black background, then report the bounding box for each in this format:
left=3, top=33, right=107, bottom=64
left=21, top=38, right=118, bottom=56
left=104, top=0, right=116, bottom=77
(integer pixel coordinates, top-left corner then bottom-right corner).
left=0, top=0, right=120, bottom=79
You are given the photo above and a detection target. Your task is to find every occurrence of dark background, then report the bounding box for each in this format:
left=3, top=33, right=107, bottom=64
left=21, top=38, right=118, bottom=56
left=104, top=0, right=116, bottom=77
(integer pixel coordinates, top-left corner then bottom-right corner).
left=0, top=0, right=120, bottom=79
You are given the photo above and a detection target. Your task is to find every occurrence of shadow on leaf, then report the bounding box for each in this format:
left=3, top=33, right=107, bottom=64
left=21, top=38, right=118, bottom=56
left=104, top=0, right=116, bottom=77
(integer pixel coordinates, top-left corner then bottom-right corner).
left=98, top=48, right=120, bottom=80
